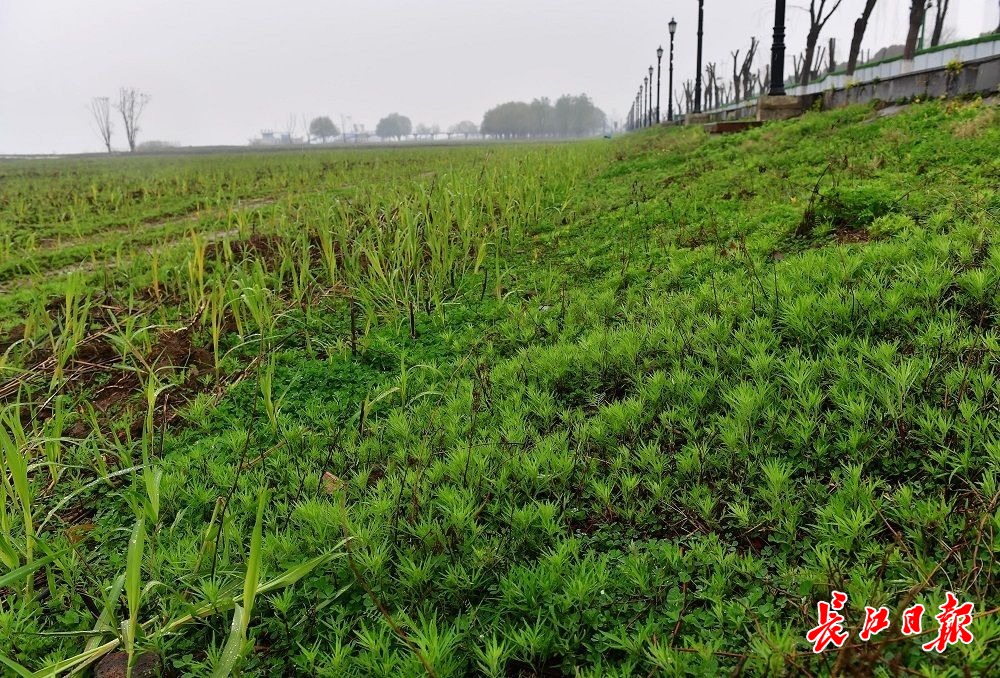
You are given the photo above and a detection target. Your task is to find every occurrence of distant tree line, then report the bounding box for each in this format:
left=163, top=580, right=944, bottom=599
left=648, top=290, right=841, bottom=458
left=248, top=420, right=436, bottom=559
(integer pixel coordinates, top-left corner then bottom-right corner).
left=481, top=95, right=606, bottom=139
left=89, top=91, right=608, bottom=149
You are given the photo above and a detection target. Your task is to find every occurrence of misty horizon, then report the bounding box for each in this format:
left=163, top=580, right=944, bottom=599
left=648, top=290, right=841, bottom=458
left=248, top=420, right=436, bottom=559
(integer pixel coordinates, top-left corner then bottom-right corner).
left=2, top=0, right=998, bottom=154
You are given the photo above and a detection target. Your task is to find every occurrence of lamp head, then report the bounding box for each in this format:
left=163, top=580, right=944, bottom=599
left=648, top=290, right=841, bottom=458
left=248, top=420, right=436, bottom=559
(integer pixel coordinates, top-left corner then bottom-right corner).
left=669, top=17, right=677, bottom=36
left=657, top=46, right=664, bottom=59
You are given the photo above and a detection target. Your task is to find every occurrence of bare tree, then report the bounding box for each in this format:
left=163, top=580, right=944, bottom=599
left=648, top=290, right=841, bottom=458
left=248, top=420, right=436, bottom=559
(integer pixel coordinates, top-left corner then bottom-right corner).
left=731, top=42, right=761, bottom=105
left=705, top=63, right=717, bottom=109
left=931, top=0, right=950, bottom=47
left=828, top=37, right=836, bottom=73
left=812, top=45, right=828, bottom=80
left=731, top=51, right=740, bottom=104
left=795, top=47, right=827, bottom=84
left=904, top=1, right=928, bottom=61
left=847, top=0, right=879, bottom=75
left=301, top=114, right=312, bottom=144
left=115, top=87, right=150, bottom=152
left=740, top=38, right=759, bottom=101
left=90, top=96, right=114, bottom=153
left=285, top=114, right=298, bottom=143
left=801, top=0, right=844, bottom=86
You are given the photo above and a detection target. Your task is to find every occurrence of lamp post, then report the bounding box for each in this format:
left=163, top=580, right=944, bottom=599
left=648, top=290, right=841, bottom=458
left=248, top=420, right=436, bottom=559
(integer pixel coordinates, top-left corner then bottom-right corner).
left=768, top=0, right=786, bottom=95
left=695, top=0, right=704, bottom=113
left=668, top=17, right=677, bottom=121
left=648, top=66, right=654, bottom=126
left=656, top=48, right=664, bottom=124
left=642, top=77, right=648, bottom=127
left=648, top=78, right=653, bottom=126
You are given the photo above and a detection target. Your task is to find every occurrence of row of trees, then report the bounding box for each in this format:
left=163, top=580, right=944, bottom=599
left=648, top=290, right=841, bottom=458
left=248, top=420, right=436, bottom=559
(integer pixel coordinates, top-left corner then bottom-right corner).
left=89, top=97, right=480, bottom=150
left=298, top=115, right=479, bottom=143
left=90, top=97, right=604, bottom=149
left=90, top=87, right=150, bottom=153
left=480, top=95, right=606, bottom=139
left=796, top=0, right=958, bottom=86
left=373, top=116, right=479, bottom=140
left=669, top=0, right=981, bottom=118
left=786, top=0, right=963, bottom=84
left=318, top=102, right=606, bottom=142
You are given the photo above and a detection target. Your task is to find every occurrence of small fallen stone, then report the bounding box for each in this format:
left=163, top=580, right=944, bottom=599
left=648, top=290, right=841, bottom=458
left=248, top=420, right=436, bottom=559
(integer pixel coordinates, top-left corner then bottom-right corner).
left=94, top=651, right=162, bottom=678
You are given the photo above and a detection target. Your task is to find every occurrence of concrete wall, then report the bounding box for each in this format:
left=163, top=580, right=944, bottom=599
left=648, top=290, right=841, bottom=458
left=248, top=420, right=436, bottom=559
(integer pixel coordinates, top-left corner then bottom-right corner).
left=685, top=36, right=1000, bottom=125
left=823, top=56, right=1000, bottom=108
left=685, top=101, right=757, bottom=124
left=789, top=36, right=1000, bottom=96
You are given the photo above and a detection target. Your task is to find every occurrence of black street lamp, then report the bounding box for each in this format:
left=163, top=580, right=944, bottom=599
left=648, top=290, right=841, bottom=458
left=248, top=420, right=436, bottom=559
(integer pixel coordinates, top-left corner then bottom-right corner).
left=668, top=17, right=677, bottom=121
left=656, top=46, right=664, bottom=124
left=695, top=0, right=704, bottom=113
left=769, top=0, right=786, bottom=95
left=648, top=65, right=654, bottom=126
left=642, top=77, right=648, bottom=127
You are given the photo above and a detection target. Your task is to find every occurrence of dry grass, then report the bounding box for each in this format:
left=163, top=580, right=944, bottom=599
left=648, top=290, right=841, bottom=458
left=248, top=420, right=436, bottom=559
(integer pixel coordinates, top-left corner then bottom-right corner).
left=951, top=105, right=998, bottom=139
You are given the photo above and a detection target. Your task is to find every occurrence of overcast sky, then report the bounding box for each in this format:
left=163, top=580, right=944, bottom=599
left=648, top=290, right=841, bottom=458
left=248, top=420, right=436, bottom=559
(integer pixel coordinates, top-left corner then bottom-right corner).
left=1, top=0, right=997, bottom=154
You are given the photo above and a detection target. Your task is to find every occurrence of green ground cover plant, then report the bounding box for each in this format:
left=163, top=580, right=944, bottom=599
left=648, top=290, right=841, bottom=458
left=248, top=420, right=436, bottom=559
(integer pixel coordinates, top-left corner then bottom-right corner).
left=0, top=98, right=998, bottom=675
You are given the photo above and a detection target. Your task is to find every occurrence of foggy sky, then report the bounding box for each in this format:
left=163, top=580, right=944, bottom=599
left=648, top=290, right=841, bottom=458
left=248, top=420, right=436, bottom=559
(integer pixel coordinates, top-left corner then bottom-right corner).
left=1, top=0, right=997, bottom=154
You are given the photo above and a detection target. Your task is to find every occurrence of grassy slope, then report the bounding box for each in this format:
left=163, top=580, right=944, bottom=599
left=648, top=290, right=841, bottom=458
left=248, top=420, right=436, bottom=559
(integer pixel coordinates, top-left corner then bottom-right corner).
left=6, top=100, right=1000, bottom=675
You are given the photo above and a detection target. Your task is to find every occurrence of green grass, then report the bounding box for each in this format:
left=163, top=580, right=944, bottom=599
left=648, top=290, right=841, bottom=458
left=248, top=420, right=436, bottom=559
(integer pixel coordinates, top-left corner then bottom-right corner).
left=1, top=97, right=999, bottom=676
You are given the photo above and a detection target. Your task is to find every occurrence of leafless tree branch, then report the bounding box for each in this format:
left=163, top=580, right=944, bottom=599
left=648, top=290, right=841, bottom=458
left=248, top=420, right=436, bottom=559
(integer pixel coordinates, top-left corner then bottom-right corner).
left=931, top=0, right=950, bottom=47
left=801, top=0, right=845, bottom=85
left=115, top=87, right=150, bottom=152
left=90, top=96, right=113, bottom=153
left=847, top=0, right=879, bottom=75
